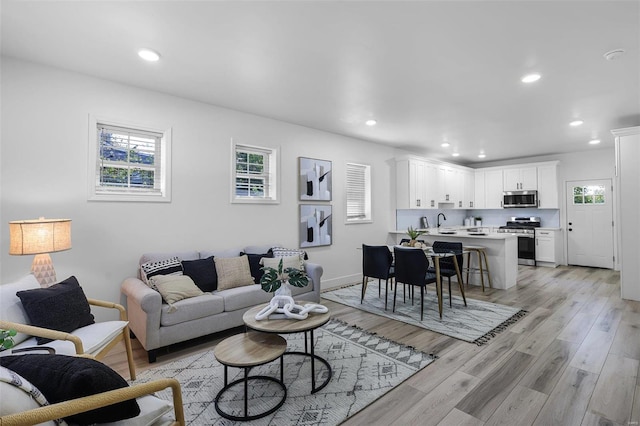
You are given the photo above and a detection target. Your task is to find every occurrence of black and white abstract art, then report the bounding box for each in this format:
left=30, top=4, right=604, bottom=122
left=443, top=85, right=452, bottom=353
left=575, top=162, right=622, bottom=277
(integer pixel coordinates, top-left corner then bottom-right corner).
left=300, top=204, right=332, bottom=247
left=298, top=157, right=332, bottom=201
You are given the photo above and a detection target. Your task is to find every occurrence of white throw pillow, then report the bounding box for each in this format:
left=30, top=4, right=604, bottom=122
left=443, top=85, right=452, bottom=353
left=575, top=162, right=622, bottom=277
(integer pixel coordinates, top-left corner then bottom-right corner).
left=260, top=256, right=305, bottom=279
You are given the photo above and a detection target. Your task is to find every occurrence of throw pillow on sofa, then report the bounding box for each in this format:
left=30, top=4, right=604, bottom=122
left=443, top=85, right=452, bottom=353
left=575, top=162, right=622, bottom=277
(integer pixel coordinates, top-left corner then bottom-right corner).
left=149, top=275, right=205, bottom=306
left=16, top=276, right=95, bottom=345
left=140, top=256, right=183, bottom=290
left=241, top=252, right=274, bottom=284
left=214, top=255, right=255, bottom=290
left=271, top=246, right=308, bottom=261
left=182, top=256, right=217, bottom=291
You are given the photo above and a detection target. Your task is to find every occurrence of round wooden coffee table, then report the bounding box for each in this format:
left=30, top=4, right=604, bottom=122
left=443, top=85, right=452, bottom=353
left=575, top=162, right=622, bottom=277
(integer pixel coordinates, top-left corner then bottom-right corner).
left=214, top=332, right=287, bottom=421
left=243, top=301, right=332, bottom=394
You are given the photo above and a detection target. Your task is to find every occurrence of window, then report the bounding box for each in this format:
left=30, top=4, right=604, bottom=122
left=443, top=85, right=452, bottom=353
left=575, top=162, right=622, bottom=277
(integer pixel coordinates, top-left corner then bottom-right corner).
left=88, top=116, right=172, bottom=202
left=573, top=185, right=605, bottom=204
left=346, top=163, right=372, bottom=223
left=231, top=141, right=279, bottom=204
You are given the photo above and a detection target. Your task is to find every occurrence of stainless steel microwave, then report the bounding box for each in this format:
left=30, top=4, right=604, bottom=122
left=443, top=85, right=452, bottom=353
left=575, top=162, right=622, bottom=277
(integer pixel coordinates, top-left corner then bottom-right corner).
left=503, top=190, right=538, bottom=208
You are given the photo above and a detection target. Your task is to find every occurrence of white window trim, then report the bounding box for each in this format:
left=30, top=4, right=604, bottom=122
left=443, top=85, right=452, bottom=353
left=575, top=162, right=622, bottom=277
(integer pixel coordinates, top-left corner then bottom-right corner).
left=345, top=162, right=372, bottom=224
left=87, top=115, right=172, bottom=202
left=230, top=139, right=280, bottom=204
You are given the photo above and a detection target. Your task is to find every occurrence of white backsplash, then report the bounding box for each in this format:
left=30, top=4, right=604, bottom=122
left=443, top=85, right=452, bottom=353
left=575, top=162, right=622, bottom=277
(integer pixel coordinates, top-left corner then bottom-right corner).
left=396, top=208, right=560, bottom=230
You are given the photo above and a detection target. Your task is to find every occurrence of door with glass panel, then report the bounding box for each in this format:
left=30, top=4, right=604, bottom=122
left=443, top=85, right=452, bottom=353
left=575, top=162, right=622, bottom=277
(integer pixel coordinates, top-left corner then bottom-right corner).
left=566, top=179, right=614, bottom=268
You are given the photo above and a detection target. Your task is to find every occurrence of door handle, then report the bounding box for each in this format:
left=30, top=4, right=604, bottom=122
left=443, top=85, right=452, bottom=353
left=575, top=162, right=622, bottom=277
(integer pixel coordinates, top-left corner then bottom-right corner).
left=569, top=228, right=572, bottom=231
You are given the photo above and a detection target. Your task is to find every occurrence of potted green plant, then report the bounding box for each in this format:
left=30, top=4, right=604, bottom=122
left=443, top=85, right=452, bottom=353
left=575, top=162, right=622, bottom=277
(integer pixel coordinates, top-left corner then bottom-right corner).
left=260, top=258, right=309, bottom=301
left=406, top=226, right=427, bottom=247
left=1, top=329, right=17, bottom=351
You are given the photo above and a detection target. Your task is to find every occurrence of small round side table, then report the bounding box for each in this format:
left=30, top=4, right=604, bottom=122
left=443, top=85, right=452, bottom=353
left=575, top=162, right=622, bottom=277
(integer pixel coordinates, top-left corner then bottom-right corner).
left=214, top=332, right=287, bottom=421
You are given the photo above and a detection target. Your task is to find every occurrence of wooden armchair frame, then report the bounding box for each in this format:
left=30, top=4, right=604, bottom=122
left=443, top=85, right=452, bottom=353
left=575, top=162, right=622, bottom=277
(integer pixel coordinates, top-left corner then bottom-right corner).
left=0, top=299, right=136, bottom=380
left=0, top=378, right=185, bottom=426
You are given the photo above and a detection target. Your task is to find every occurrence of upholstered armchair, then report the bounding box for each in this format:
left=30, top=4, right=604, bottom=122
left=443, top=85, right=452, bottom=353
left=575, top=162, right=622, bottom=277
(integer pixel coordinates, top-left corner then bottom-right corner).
left=0, top=274, right=136, bottom=380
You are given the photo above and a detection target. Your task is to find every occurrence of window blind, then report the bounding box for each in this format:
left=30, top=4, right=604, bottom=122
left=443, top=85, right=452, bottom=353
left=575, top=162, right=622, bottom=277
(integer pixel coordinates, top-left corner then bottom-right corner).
left=346, top=163, right=368, bottom=220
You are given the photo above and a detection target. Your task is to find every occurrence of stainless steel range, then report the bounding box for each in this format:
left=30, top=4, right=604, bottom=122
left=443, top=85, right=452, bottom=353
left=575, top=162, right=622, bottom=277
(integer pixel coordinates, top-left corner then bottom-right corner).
left=497, top=217, right=541, bottom=266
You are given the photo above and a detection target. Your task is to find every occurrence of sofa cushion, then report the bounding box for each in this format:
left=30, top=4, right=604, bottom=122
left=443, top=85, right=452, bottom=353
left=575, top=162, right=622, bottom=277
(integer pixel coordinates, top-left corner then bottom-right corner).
left=241, top=252, right=273, bottom=284
left=160, top=293, right=224, bottom=326
left=181, top=256, right=217, bottom=292
left=0, top=274, right=41, bottom=346
left=214, top=256, right=255, bottom=290
left=140, top=257, right=183, bottom=288
left=0, top=354, right=140, bottom=424
left=8, top=320, right=129, bottom=356
left=150, top=275, right=204, bottom=305
left=220, top=284, right=272, bottom=312
left=16, top=276, right=95, bottom=345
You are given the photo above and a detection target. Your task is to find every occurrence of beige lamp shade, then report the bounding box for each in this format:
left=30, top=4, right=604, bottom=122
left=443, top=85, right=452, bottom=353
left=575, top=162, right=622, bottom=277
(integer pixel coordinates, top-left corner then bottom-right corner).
left=9, top=218, right=72, bottom=255
left=9, top=218, right=72, bottom=286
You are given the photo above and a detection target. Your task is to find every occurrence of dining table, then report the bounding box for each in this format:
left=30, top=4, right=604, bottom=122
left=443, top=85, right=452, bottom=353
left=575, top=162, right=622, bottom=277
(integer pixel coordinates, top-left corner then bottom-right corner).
left=388, top=245, right=468, bottom=318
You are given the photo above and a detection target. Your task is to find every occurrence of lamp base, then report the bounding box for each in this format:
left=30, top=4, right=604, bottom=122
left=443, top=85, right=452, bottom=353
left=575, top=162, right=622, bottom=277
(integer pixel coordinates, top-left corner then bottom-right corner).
left=31, top=253, right=57, bottom=287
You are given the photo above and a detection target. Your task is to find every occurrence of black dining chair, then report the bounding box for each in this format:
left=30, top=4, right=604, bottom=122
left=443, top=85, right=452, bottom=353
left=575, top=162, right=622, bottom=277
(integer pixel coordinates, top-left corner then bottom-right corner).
left=393, top=247, right=439, bottom=321
left=361, top=244, right=395, bottom=310
left=429, top=241, right=466, bottom=307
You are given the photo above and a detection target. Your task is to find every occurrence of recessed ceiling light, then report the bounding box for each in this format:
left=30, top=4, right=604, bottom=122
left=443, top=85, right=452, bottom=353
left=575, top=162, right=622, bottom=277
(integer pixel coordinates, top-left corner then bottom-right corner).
left=451, top=152, right=460, bottom=157
left=521, top=73, right=541, bottom=83
left=138, top=48, right=160, bottom=62
left=365, top=119, right=377, bottom=126
left=589, top=139, right=601, bottom=145
left=478, top=153, right=486, bottom=159
left=441, top=142, right=450, bottom=148
left=569, top=120, right=584, bottom=127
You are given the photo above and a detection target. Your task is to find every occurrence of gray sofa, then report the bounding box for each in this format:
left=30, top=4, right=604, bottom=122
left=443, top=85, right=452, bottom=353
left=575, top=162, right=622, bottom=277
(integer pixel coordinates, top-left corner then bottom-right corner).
left=120, top=245, right=322, bottom=362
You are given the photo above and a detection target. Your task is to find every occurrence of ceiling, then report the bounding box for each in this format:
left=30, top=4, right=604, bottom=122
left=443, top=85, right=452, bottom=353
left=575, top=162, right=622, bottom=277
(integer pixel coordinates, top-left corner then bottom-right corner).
left=2, top=1, right=639, bottom=165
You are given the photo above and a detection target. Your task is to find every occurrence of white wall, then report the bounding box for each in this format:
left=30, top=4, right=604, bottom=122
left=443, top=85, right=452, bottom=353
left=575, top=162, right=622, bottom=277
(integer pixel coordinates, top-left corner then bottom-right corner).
left=0, top=58, right=396, bottom=320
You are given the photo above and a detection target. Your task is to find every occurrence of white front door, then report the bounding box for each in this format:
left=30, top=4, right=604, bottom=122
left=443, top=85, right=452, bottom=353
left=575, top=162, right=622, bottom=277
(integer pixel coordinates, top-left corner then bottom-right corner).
left=566, top=179, right=614, bottom=268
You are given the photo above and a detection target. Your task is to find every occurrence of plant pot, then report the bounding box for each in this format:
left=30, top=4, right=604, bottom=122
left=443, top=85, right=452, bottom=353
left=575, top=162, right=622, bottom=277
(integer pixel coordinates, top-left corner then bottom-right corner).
left=273, top=281, right=292, bottom=307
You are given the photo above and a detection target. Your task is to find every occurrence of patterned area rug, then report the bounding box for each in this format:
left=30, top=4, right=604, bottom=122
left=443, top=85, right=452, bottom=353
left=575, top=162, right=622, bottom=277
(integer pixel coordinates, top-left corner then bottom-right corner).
left=134, top=319, right=434, bottom=425
left=322, top=283, right=526, bottom=345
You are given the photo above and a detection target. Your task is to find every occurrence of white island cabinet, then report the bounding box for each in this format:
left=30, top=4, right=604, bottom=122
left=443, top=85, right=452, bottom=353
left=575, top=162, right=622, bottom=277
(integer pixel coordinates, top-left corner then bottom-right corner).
left=391, top=230, right=518, bottom=289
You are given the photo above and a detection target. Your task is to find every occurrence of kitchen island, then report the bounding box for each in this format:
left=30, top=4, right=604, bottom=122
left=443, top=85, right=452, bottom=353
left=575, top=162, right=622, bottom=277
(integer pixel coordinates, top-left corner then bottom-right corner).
left=389, top=229, right=518, bottom=290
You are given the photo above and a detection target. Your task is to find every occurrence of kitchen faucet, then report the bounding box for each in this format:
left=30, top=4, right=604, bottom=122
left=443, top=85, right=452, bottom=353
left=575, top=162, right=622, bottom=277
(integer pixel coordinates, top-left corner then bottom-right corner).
left=437, top=213, right=447, bottom=228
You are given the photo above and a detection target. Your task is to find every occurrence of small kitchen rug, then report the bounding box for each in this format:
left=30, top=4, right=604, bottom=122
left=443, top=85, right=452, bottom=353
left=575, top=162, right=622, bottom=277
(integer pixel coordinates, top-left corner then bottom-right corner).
left=322, top=283, right=526, bottom=345
left=133, top=319, right=434, bottom=425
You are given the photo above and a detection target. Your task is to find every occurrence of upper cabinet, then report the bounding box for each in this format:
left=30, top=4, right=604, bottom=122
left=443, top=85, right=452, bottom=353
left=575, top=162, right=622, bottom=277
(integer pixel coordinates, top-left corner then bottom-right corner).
left=537, top=163, right=559, bottom=208
left=503, top=166, right=538, bottom=191
left=474, top=161, right=559, bottom=210
left=479, top=169, right=504, bottom=209
left=397, top=156, right=559, bottom=211
left=396, top=157, right=472, bottom=210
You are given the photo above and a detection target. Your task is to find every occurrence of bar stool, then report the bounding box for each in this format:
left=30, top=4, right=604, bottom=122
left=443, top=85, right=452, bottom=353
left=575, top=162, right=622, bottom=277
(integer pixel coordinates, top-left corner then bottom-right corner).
left=462, top=245, right=492, bottom=291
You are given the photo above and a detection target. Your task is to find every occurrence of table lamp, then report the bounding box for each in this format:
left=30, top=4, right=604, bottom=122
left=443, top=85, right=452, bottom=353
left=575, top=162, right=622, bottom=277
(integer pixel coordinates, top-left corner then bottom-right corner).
left=9, top=217, right=72, bottom=286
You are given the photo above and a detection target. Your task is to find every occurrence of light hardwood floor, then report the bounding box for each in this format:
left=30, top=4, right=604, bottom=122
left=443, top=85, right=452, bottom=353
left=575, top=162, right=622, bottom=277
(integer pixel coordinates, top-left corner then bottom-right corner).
left=104, top=265, right=638, bottom=425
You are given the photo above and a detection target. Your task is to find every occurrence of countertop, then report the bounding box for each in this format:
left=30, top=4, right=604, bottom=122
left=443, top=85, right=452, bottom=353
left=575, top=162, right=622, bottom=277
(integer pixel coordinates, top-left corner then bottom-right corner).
left=390, top=229, right=517, bottom=240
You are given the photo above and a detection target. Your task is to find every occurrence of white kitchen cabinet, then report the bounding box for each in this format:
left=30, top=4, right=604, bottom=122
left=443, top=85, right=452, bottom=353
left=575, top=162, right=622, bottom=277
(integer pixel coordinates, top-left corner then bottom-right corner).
left=613, top=126, right=640, bottom=300
left=463, top=169, right=475, bottom=209
left=537, top=162, right=559, bottom=208
left=484, top=169, right=504, bottom=209
left=503, top=166, right=537, bottom=191
left=474, top=169, right=503, bottom=209
left=474, top=170, right=486, bottom=209
left=535, top=230, right=557, bottom=265
left=396, top=159, right=427, bottom=209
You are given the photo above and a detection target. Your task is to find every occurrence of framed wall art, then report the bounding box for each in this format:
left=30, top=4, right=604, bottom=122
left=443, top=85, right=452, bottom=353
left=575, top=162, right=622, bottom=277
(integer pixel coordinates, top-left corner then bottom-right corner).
left=299, top=204, right=332, bottom=248
left=299, top=157, right=332, bottom=201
